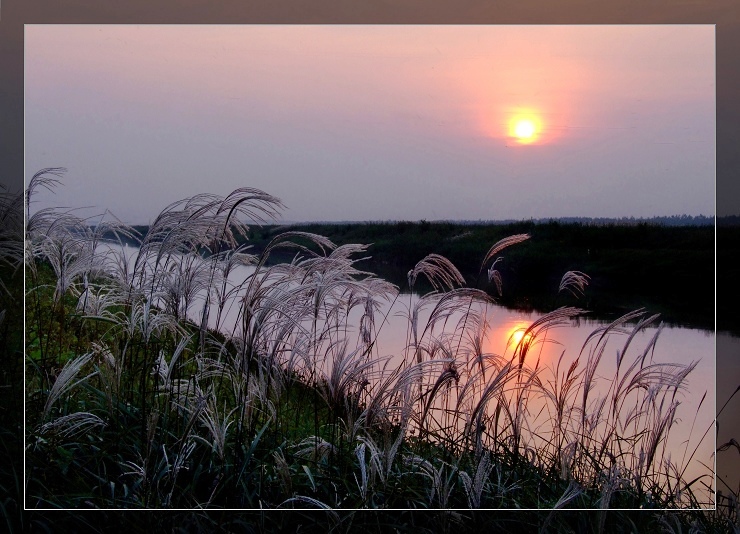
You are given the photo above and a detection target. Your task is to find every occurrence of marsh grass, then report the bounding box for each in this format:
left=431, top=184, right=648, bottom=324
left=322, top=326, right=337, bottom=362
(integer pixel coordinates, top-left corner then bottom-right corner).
left=21, top=169, right=719, bottom=516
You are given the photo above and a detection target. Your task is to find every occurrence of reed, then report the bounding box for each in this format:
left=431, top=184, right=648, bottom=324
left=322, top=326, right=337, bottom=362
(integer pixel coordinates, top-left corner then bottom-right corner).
left=22, top=170, right=718, bottom=518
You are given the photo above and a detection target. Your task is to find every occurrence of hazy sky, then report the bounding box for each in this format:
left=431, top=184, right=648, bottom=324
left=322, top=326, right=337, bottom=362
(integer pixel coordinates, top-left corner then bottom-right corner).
left=25, top=25, right=715, bottom=223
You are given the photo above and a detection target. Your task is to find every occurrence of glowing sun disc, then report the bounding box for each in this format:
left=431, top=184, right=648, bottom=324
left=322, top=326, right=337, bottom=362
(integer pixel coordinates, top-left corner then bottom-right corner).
left=507, top=113, right=543, bottom=144
left=514, top=120, right=536, bottom=139
left=507, top=324, right=534, bottom=348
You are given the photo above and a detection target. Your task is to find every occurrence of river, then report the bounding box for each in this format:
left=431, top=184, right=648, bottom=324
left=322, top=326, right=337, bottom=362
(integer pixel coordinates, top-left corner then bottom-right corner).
left=117, top=244, right=722, bottom=506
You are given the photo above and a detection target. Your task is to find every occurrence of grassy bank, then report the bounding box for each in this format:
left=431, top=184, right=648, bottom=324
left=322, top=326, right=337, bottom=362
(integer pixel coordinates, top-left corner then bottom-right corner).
left=6, top=170, right=735, bottom=533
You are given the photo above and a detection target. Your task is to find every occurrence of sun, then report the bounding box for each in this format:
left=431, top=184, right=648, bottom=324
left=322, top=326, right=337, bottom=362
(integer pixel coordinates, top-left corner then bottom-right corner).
left=508, top=113, right=542, bottom=144
left=506, top=323, right=533, bottom=349
left=514, top=119, right=536, bottom=140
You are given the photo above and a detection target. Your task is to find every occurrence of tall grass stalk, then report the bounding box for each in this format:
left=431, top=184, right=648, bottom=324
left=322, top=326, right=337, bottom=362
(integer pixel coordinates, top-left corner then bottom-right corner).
left=23, top=172, right=712, bottom=512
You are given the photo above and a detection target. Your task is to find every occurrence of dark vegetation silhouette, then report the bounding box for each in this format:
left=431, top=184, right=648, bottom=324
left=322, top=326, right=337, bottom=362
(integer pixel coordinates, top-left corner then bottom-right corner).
left=0, top=169, right=735, bottom=532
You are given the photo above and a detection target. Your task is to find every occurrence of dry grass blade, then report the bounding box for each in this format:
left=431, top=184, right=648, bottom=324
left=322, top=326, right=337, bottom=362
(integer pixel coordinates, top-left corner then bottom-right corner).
left=409, top=288, right=496, bottom=358
left=42, top=352, right=97, bottom=420
left=320, top=340, right=378, bottom=410
left=620, top=361, right=697, bottom=407
left=264, top=231, right=336, bottom=258
left=152, top=335, right=191, bottom=385
left=464, top=360, right=515, bottom=439
left=579, top=309, right=648, bottom=358
left=354, top=442, right=369, bottom=500
left=217, top=186, right=284, bottom=225
left=194, top=395, right=236, bottom=460
left=403, top=455, right=457, bottom=507
left=40, top=411, right=106, bottom=438
left=407, top=253, right=465, bottom=292
left=613, top=313, right=662, bottom=373
left=459, top=451, right=494, bottom=508
left=480, top=233, right=530, bottom=271
left=510, top=307, right=584, bottom=368
left=404, top=454, right=440, bottom=505
left=25, top=167, right=67, bottom=217
left=646, top=401, right=680, bottom=477
left=558, top=270, right=590, bottom=298
left=362, top=359, right=446, bottom=429
left=357, top=434, right=386, bottom=485
left=419, top=358, right=459, bottom=432
left=488, top=268, right=503, bottom=296
left=540, top=480, right=584, bottom=533
left=293, top=436, right=337, bottom=465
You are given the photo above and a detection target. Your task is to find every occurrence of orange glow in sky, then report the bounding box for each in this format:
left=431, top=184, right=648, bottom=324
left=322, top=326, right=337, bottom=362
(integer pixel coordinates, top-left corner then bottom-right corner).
left=25, top=25, right=716, bottom=222
left=455, top=29, right=581, bottom=147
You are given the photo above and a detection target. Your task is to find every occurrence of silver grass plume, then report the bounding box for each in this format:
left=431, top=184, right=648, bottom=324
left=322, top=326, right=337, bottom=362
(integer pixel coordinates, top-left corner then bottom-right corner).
left=42, top=352, right=97, bottom=420
left=407, top=253, right=465, bottom=292
left=559, top=270, right=590, bottom=298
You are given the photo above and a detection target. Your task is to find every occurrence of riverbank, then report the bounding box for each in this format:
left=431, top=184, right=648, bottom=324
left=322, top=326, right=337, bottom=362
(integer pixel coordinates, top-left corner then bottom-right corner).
left=19, top=180, right=726, bottom=525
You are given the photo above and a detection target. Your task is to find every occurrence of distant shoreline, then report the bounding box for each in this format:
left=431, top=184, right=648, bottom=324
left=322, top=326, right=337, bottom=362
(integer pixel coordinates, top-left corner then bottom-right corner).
left=94, top=219, right=729, bottom=334
left=269, top=214, right=718, bottom=227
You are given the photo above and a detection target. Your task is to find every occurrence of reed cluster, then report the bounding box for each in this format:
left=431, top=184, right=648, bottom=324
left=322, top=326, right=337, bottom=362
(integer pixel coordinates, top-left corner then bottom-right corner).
left=23, top=168, right=715, bottom=514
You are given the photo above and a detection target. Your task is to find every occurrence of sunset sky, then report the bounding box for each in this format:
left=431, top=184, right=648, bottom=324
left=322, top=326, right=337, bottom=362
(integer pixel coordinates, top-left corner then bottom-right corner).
left=25, top=25, right=715, bottom=223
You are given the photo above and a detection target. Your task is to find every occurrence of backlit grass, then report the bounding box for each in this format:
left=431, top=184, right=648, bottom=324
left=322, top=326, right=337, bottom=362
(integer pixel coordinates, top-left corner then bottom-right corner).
left=18, top=168, right=724, bottom=525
